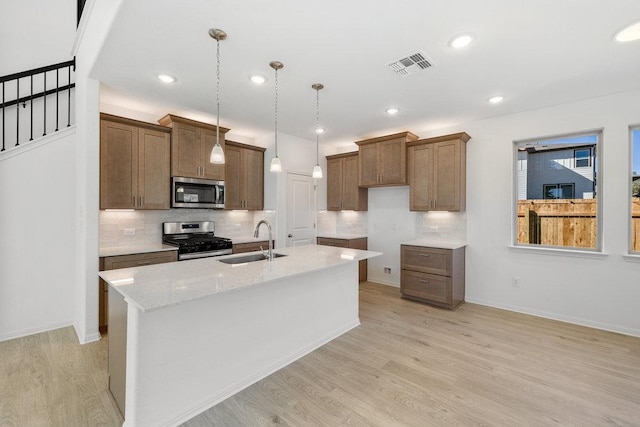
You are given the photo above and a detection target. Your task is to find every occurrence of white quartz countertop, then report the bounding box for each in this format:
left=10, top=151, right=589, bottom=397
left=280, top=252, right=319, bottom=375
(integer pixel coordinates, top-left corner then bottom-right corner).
left=401, top=239, right=467, bottom=250
left=317, top=233, right=368, bottom=240
left=99, top=244, right=381, bottom=313
left=99, top=243, right=178, bottom=258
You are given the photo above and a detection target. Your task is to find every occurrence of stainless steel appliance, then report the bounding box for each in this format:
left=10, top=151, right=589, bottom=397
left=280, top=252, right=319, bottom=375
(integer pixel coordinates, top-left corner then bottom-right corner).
left=172, top=177, right=225, bottom=209
left=162, top=221, right=232, bottom=260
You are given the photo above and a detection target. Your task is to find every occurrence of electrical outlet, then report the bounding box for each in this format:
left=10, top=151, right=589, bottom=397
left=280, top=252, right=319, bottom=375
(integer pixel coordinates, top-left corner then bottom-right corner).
left=427, top=226, right=440, bottom=232
left=234, top=223, right=241, bottom=231
left=512, top=277, right=520, bottom=288
left=384, top=267, right=391, bottom=274
left=124, top=228, right=135, bottom=236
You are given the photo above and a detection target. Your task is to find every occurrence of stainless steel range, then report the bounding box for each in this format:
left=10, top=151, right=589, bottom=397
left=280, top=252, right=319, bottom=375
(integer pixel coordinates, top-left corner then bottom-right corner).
left=162, top=221, right=232, bottom=261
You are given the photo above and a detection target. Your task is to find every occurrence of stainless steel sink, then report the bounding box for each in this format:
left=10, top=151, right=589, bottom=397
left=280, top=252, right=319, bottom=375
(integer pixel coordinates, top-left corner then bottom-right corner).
left=217, top=253, right=287, bottom=265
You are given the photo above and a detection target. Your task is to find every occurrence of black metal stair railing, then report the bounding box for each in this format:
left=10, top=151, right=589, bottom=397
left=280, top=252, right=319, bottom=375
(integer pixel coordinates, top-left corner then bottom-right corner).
left=0, top=59, right=76, bottom=153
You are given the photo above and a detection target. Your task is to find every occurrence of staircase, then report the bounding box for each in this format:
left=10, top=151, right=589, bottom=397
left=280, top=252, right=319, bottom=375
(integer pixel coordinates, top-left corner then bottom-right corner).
left=0, top=59, right=76, bottom=153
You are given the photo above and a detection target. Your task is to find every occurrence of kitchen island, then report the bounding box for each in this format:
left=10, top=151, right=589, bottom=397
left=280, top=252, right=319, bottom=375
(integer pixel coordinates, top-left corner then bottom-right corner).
left=99, top=244, right=381, bottom=427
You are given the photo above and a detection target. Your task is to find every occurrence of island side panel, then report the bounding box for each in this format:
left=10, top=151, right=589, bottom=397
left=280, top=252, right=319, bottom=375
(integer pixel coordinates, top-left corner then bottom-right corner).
left=123, top=262, right=359, bottom=427
left=107, top=286, right=128, bottom=417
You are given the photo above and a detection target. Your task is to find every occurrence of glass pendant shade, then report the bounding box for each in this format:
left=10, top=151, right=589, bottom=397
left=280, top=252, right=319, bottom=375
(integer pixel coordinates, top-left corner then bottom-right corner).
left=312, top=164, right=323, bottom=179
left=270, top=156, right=282, bottom=173
left=210, top=142, right=225, bottom=164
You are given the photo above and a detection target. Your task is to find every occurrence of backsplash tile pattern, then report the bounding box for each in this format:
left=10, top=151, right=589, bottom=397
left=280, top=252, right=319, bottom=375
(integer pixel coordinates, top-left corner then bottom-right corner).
left=317, top=211, right=368, bottom=236
left=415, top=211, right=467, bottom=242
left=99, top=209, right=258, bottom=248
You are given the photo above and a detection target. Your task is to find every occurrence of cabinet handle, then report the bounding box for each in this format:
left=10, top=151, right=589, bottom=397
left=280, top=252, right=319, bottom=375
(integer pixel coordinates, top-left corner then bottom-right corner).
left=137, top=261, right=151, bottom=266
left=141, top=196, right=144, bottom=206
left=132, top=196, right=136, bottom=206
left=419, top=254, right=430, bottom=257
left=419, top=279, right=430, bottom=284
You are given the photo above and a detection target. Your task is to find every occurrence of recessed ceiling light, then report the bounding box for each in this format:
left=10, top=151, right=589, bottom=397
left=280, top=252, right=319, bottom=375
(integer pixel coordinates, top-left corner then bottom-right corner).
left=315, top=127, right=325, bottom=134
left=157, top=74, right=176, bottom=83
left=250, top=75, right=267, bottom=84
left=386, top=107, right=400, bottom=115
left=449, top=34, right=474, bottom=49
left=488, top=96, right=504, bottom=104
left=614, top=21, right=640, bottom=42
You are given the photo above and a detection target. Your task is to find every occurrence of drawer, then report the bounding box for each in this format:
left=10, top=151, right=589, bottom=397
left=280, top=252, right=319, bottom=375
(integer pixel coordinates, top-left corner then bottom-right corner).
left=401, top=245, right=451, bottom=276
left=317, top=238, right=349, bottom=248
left=232, top=241, right=270, bottom=254
left=401, top=270, right=451, bottom=305
left=102, top=251, right=178, bottom=270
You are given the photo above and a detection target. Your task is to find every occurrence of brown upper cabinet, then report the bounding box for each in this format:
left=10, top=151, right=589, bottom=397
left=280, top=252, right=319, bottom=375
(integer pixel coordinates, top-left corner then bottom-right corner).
left=100, top=113, right=171, bottom=210
left=225, top=141, right=265, bottom=210
left=407, top=132, right=470, bottom=212
left=158, top=114, right=228, bottom=180
left=355, top=131, right=419, bottom=187
left=326, top=152, right=368, bottom=211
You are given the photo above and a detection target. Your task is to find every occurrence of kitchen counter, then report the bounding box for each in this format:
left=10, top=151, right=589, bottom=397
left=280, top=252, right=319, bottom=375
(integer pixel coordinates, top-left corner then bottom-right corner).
left=100, top=244, right=379, bottom=313
left=101, top=244, right=381, bottom=426
left=99, top=243, right=178, bottom=258
left=402, top=239, right=467, bottom=250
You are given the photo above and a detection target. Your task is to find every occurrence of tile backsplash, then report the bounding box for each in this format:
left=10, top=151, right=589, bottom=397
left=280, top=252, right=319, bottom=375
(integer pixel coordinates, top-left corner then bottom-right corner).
left=415, top=211, right=467, bottom=242
left=100, top=209, right=262, bottom=248
left=317, top=210, right=368, bottom=236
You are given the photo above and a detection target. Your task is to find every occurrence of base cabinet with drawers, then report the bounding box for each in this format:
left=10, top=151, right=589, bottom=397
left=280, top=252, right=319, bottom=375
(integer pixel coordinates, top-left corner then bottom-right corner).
left=400, top=244, right=465, bottom=310
left=99, top=250, right=178, bottom=332
left=317, top=237, right=367, bottom=282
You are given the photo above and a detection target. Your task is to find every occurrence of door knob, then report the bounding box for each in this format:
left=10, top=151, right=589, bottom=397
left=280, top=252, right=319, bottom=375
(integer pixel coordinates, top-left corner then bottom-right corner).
left=288, top=234, right=293, bottom=238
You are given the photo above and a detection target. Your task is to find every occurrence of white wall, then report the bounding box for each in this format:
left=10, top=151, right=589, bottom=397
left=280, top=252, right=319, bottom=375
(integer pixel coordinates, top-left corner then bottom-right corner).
left=0, top=0, right=76, bottom=75
left=0, top=129, right=77, bottom=341
left=415, top=89, right=640, bottom=336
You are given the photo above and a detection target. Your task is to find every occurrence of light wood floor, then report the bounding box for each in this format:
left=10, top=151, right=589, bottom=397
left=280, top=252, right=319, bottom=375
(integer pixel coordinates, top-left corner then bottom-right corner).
left=2, top=282, right=639, bottom=426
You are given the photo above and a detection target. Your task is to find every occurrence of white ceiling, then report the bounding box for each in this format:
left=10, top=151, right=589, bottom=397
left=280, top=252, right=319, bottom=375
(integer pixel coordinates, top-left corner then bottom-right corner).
left=92, top=0, right=640, bottom=151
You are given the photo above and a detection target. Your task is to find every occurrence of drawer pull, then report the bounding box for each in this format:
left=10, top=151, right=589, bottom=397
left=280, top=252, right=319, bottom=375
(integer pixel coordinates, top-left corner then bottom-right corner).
left=137, top=261, right=152, bottom=266
left=419, top=279, right=430, bottom=283
left=419, top=254, right=430, bottom=257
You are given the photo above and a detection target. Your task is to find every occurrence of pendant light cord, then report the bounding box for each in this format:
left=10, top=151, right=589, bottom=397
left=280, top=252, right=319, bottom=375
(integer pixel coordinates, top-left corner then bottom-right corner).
left=316, top=88, right=320, bottom=164
left=216, top=38, right=221, bottom=147
left=274, top=67, right=279, bottom=157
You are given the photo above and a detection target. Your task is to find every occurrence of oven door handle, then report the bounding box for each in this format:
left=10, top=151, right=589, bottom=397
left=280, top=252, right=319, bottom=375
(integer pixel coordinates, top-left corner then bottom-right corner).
left=179, top=249, right=233, bottom=260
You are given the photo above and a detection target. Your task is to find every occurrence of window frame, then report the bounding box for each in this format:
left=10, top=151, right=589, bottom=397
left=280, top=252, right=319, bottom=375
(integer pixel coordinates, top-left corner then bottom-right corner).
left=574, top=148, right=591, bottom=168
left=630, top=126, right=640, bottom=255
left=513, top=130, right=603, bottom=253
left=543, top=183, right=575, bottom=200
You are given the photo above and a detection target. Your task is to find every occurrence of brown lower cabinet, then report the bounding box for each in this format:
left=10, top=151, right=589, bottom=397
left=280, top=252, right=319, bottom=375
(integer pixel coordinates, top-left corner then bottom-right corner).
left=232, top=241, right=273, bottom=254
left=316, top=237, right=367, bottom=282
left=400, top=244, right=465, bottom=310
left=99, top=250, right=178, bottom=332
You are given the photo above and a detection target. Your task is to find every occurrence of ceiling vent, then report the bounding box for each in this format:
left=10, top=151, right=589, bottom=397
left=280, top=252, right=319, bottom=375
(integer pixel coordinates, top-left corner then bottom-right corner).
left=387, top=51, right=433, bottom=77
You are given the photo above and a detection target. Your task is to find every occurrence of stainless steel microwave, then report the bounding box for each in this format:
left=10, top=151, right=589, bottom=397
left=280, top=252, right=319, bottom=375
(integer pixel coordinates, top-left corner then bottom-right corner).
left=171, top=177, right=225, bottom=209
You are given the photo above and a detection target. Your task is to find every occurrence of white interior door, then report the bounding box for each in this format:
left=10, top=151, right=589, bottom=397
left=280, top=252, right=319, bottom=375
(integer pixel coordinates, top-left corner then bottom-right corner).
left=286, top=172, right=316, bottom=247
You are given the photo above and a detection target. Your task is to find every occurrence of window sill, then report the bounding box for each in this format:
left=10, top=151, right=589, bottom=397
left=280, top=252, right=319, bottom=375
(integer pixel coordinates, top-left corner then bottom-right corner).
left=508, top=245, right=608, bottom=259
left=622, top=253, right=640, bottom=263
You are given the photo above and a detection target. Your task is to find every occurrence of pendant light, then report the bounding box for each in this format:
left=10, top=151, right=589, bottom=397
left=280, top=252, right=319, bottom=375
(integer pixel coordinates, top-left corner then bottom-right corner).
left=209, top=28, right=226, bottom=164
left=269, top=61, right=284, bottom=173
left=311, top=83, right=324, bottom=179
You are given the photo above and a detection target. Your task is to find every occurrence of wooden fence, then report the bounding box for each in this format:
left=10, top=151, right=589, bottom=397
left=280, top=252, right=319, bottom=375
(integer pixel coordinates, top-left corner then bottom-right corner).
left=517, top=198, right=640, bottom=251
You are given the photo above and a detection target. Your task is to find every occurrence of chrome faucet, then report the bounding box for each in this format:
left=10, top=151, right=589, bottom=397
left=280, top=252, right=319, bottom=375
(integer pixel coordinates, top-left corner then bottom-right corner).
left=254, top=220, right=274, bottom=260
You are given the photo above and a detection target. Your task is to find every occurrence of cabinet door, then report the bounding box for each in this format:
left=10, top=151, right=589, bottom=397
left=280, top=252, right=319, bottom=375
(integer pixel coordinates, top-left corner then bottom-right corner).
left=244, top=148, right=264, bottom=210
left=202, top=128, right=226, bottom=181
left=138, top=127, right=171, bottom=209
left=171, top=121, right=201, bottom=178
left=408, top=144, right=434, bottom=211
left=224, top=144, right=243, bottom=210
left=379, top=138, right=406, bottom=185
left=103, top=251, right=178, bottom=270
left=316, top=238, right=349, bottom=248
left=342, top=155, right=361, bottom=210
left=358, top=143, right=379, bottom=187
left=100, top=120, right=138, bottom=209
left=326, top=157, right=343, bottom=210
left=433, top=140, right=461, bottom=211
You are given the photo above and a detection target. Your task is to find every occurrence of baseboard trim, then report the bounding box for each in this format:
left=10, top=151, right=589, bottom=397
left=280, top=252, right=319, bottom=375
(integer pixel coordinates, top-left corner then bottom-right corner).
left=465, top=297, right=640, bottom=338
left=0, top=320, right=74, bottom=343
left=156, top=319, right=360, bottom=427
left=366, top=276, right=399, bottom=288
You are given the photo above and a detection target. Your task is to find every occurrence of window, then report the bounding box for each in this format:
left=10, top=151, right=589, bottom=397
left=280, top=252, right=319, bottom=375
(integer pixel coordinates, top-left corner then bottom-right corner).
left=543, top=183, right=575, bottom=199
left=574, top=148, right=591, bottom=167
left=631, top=127, right=640, bottom=253
left=514, top=131, right=601, bottom=250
